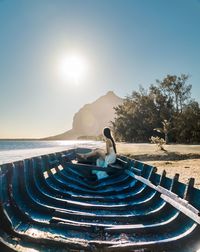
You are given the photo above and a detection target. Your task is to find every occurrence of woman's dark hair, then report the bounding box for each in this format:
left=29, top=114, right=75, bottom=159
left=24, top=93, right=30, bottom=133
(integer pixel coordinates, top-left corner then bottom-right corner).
left=103, top=127, right=117, bottom=153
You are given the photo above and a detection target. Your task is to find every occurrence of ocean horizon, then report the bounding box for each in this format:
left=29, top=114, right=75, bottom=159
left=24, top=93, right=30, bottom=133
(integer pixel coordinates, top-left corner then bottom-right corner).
left=0, top=140, right=102, bottom=165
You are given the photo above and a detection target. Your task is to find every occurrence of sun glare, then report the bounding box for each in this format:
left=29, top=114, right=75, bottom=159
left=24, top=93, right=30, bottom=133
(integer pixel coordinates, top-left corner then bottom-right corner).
left=59, top=52, right=88, bottom=85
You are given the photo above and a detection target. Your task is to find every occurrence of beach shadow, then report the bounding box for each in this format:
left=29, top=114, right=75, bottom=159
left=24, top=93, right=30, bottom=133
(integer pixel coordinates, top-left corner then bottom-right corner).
left=125, top=152, right=200, bottom=161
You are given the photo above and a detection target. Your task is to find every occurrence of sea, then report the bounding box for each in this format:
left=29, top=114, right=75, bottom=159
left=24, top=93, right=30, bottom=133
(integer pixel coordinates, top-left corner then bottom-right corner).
left=0, top=140, right=103, bottom=165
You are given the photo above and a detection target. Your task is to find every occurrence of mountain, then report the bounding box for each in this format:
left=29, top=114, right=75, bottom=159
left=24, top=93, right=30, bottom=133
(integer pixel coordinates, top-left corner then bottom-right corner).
left=44, top=91, right=123, bottom=140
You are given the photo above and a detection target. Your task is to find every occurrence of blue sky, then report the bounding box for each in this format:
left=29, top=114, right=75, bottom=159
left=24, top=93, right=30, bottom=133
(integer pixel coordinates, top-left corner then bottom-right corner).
left=0, top=0, right=200, bottom=138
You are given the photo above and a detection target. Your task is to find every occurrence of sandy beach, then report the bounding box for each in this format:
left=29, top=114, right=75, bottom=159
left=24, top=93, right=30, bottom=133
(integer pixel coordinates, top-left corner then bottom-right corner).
left=117, top=143, right=200, bottom=188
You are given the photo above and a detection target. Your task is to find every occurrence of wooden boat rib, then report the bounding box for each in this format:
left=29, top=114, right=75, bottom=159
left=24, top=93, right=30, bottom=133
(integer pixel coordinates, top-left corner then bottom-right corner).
left=0, top=148, right=200, bottom=252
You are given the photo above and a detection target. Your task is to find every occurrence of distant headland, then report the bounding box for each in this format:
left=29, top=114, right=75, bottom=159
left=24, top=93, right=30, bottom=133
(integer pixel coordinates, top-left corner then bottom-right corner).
left=43, top=91, right=123, bottom=140
left=0, top=91, right=123, bottom=141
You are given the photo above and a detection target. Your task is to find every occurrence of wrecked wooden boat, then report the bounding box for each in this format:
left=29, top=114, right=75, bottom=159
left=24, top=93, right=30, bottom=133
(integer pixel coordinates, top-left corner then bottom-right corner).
left=0, top=148, right=200, bottom=252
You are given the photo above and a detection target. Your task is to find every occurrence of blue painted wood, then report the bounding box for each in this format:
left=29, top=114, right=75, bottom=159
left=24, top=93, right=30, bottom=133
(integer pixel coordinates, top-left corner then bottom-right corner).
left=0, top=148, right=200, bottom=252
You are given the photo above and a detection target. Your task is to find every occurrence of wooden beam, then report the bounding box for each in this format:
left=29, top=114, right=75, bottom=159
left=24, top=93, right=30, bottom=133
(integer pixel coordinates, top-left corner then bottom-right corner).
left=161, top=194, right=200, bottom=225
left=126, top=170, right=200, bottom=225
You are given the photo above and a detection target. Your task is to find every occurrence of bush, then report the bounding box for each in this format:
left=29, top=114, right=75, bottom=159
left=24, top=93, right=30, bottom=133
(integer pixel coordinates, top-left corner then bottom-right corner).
left=150, top=136, right=166, bottom=151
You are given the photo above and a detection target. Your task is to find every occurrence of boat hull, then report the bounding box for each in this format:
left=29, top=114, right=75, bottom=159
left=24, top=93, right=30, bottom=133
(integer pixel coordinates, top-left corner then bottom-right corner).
left=0, top=148, right=200, bottom=252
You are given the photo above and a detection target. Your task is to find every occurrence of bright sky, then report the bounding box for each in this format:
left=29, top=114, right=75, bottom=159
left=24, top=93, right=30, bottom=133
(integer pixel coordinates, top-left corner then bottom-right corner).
left=0, top=0, right=200, bottom=138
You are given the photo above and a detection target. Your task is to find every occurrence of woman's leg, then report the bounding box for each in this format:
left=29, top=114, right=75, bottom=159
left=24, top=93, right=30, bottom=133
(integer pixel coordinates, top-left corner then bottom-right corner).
left=79, top=148, right=105, bottom=159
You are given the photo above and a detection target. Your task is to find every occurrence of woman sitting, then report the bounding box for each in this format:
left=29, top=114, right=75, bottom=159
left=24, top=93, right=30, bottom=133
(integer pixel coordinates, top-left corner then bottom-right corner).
left=78, top=127, right=117, bottom=179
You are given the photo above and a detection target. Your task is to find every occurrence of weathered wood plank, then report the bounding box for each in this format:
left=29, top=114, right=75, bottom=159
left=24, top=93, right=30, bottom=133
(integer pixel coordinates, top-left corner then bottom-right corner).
left=161, top=194, right=200, bottom=224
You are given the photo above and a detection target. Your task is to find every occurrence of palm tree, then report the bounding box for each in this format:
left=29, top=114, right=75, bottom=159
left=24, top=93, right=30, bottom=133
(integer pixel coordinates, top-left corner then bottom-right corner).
left=154, top=119, right=171, bottom=144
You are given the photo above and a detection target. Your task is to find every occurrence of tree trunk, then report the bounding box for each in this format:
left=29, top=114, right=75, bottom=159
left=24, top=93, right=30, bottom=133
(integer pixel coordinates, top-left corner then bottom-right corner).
left=165, top=133, right=168, bottom=144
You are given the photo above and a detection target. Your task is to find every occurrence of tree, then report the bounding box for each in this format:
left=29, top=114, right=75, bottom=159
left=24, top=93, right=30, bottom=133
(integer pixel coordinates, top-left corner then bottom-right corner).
left=156, top=74, right=192, bottom=113
left=112, top=87, right=165, bottom=142
left=149, top=85, right=174, bottom=121
left=172, top=101, right=200, bottom=143
left=112, top=74, right=200, bottom=143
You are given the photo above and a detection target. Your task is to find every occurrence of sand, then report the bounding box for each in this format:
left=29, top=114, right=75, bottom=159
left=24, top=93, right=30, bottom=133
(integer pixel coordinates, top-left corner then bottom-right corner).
left=116, top=143, right=200, bottom=188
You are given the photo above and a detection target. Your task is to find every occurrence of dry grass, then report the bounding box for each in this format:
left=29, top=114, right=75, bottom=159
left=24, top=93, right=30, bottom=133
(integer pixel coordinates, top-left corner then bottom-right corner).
left=117, top=143, right=200, bottom=188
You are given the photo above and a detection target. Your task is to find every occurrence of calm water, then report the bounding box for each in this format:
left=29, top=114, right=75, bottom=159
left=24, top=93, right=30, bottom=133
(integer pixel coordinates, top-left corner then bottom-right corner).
left=0, top=140, right=102, bottom=165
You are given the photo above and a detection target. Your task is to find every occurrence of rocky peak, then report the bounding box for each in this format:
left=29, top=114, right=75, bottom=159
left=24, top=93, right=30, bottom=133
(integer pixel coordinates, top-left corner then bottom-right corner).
left=72, top=91, right=123, bottom=135
left=45, top=91, right=123, bottom=140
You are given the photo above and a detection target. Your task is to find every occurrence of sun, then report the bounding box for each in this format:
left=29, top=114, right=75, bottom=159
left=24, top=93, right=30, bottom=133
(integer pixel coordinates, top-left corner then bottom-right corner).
left=59, top=52, right=88, bottom=84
